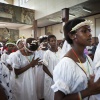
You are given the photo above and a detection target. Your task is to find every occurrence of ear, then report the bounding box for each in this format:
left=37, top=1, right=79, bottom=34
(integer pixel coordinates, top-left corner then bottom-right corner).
left=68, top=33, right=76, bottom=40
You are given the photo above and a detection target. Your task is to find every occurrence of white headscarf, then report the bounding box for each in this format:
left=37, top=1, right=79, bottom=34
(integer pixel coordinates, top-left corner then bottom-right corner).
left=93, top=34, right=100, bottom=68
left=6, top=42, right=16, bottom=46
left=16, top=39, right=22, bottom=45
left=60, top=40, right=71, bottom=58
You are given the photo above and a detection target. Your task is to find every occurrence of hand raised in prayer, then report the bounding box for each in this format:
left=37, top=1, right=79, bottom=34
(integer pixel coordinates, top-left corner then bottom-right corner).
left=29, top=57, right=41, bottom=67
left=88, top=74, right=95, bottom=87
left=88, top=77, right=100, bottom=95
left=38, top=60, right=43, bottom=66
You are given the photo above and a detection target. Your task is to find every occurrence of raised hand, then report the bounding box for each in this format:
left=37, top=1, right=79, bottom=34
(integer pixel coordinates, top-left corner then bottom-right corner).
left=29, top=57, right=41, bottom=67
left=88, top=77, right=100, bottom=95
left=88, top=74, right=95, bottom=87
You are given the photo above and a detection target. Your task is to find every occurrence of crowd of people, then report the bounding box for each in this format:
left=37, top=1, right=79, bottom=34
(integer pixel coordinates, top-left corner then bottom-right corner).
left=0, top=18, right=100, bottom=100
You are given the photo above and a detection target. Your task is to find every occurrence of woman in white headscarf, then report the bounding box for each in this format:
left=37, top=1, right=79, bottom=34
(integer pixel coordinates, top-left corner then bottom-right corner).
left=11, top=38, right=40, bottom=100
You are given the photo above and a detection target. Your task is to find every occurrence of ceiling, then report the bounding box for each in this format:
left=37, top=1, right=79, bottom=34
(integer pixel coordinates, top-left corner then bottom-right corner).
left=0, top=0, right=100, bottom=29
left=37, top=0, right=100, bottom=27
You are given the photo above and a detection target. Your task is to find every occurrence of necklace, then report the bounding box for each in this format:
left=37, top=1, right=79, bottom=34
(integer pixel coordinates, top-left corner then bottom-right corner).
left=26, top=56, right=32, bottom=63
left=24, top=49, right=35, bottom=63
left=72, top=49, right=91, bottom=80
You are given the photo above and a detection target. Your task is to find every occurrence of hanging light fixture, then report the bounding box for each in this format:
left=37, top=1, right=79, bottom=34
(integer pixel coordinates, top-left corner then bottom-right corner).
left=83, top=7, right=92, bottom=13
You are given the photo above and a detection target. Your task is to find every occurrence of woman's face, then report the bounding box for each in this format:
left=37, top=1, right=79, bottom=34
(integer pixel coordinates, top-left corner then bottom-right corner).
left=42, top=39, right=48, bottom=47
left=7, top=44, right=15, bottom=52
left=17, top=41, right=24, bottom=49
left=74, top=25, right=92, bottom=46
left=48, top=37, right=57, bottom=48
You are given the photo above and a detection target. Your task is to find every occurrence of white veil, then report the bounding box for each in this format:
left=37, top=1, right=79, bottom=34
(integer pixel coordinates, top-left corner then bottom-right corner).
left=60, top=40, right=71, bottom=58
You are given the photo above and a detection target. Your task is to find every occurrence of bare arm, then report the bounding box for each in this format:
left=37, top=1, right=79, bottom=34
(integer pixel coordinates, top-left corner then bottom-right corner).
left=54, top=88, right=90, bottom=100
left=7, top=64, right=13, bottom=71
left=54, top=78, right=100, bottom=100
left=15, top=57, right=39, bottom=75
left=0, top=85, right=8, bottom=100
left=43, top=65, right=53, bottom=79
left=14, top=63, right=31, bottom=75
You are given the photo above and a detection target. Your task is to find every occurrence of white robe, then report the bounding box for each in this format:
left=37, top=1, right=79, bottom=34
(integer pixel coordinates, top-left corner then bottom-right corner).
left=60, top=40, right=71, bottom=58
left=93, top=34, right=100, bottom=99
left=51, top=56, right=95, bottom=100
left=0, top=62, right=12, bottom=100
left=6, top=52, right=17, bottom=100
left=12, top=50, right=37, bottom=100
left=94, top=65, right=100, bottom=100
left=35, top=50, right=46, bottom=99
left=1, top=53, right=9, bottom=65
left=43, top=49, right=61, bottom=100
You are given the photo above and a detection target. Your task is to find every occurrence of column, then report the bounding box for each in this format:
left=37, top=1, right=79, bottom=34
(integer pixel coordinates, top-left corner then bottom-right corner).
left=33, top=20, right=37, bottom=39
left=61, top=8, right=69, bottom=38
left=62, top=8, right=69, bottom=23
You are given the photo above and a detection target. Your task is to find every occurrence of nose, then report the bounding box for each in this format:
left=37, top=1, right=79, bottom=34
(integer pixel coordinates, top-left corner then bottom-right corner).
left=87, top=30, right=92, bottom=37
left=53, top=41, right=56, bottom=44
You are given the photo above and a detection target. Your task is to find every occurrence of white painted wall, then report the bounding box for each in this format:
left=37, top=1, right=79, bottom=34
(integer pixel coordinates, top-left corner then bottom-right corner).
left=86, top=14, right=100, bottom=37
left=52, top=23, right=63, bottom=40
left=37, top=24, right=63, bottom=40
left=40, top=27, right=45, bottom=36
left=95, top=18, right=100, bottom=37
left=13, top=0, right=88, bottom=19
left=19, top=28, right=33, bottom=39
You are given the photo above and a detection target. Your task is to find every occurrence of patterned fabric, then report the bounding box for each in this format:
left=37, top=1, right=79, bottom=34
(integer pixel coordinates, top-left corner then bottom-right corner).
left=0, top=62, right=12, bottom=100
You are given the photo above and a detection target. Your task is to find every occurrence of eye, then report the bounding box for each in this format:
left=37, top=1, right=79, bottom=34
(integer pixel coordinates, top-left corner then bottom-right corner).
left=81, top=29, right=91, bottom=33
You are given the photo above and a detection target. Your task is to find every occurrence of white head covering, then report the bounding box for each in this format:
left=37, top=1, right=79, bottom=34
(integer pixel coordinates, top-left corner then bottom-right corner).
left=93, top=34, right=100, bottom=68
left=60, top=40, right=71, bottom=58
left=16, top=39, right=26, bottom=45
left=16, top=39, right=22, bottom=45
left=6, top=42, right=16, bottom=46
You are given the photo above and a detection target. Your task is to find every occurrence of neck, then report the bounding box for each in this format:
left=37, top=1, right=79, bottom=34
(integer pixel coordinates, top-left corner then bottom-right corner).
left=72, top=44, right=85, bottom=57
left=7, top=51, right=12, bottom=55
left=50, top=46, right=58, bottom=52
left=24, top=48, right=32, bottom=56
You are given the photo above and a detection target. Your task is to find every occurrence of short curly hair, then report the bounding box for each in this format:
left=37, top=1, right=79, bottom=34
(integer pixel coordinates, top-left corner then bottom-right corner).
left=63, top=18, right=85, bottom=45
left=48, top=35, right=56, bottom=41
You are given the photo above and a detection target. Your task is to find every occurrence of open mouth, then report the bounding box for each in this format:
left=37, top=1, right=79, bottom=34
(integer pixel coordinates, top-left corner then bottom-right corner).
left=87, top=38, right=92, bottom=42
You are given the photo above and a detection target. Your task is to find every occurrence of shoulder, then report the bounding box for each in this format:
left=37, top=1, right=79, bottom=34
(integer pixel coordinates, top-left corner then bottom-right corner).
left=45, top=50, right=50, bottom=53
left=1, top=53, right=7, bottom=56
left=9, top=52, right=15, bottom=57
left=44, top=50, right=50, bottom=55
left=12, top=50, right=22, bottom=59
left=54, top=57, right=77, bottom=72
